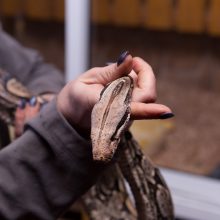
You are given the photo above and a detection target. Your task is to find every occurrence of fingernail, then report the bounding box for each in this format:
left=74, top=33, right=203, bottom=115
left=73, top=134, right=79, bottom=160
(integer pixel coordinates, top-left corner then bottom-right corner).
left=18, top=99, right=26, bottom=109
left=159, top=112, right=175, bottom=119
left=29, top=96, right=37, bottom=106
left=117, top=51, right=130, bottom=66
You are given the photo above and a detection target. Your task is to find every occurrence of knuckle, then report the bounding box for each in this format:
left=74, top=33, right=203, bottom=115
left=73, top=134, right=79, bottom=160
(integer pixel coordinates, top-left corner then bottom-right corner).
left=133, top=57, right=154, bottom=72
left=145, top=63, right=153, bottom=73
left=90, top=67, right=100, bottom=73
left=147, top=93, right=157, bottom=103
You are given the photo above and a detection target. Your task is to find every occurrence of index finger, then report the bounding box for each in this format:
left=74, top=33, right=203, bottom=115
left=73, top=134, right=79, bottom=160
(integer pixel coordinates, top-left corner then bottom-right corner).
left=131, top=57, right=157, bottom=103
left=80, top=53, right=133, bottom=85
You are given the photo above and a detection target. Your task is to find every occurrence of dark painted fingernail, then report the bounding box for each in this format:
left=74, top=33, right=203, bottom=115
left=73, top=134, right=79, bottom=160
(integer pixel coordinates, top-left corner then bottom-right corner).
left=159, top=112, right=175, bottom=119
left=18, top=98, right=26, bottom=109
left=29, top=96, right=37, bottom=106
left=117, top=51, right=130, bottom=66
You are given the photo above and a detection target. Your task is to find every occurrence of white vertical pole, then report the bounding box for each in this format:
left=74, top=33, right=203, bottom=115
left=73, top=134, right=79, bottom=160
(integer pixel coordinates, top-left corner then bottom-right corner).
left=65, top=0, right=90, bottom=82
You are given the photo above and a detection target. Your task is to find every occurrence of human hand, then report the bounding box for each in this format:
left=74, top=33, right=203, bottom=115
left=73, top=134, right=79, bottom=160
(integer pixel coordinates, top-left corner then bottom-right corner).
left=57, top=52, right=173, bottom=137
left=15, top=94, right=55, bottom=137
left=15, top=97, right=40, bottom=137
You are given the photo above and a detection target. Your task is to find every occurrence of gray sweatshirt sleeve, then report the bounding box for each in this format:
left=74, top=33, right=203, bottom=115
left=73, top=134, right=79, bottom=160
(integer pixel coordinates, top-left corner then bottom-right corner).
left=0, top=28, right=64, bottom=95
left=0, top=99, right=103, bottom=220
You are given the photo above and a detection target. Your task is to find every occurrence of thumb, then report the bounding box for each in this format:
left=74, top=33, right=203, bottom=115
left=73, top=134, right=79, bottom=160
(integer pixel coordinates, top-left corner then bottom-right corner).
left=80, top=51, right=133, bottom=85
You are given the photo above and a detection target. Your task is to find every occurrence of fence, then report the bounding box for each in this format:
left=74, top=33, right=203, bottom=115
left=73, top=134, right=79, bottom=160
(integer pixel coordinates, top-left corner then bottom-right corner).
left=1, top=0, right=220, bottom=36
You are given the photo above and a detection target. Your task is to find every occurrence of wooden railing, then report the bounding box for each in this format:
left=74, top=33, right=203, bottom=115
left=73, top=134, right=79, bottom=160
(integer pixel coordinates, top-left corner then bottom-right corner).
left=1, top=0, right=220, bottom=36
left=92, top=0, right=220, bottom=36
left=0, top=0, right=64, bottom=22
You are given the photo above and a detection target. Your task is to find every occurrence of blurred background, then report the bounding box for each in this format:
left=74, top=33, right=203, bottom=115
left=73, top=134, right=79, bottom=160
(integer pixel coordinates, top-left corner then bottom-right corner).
left=0, top=0, right=220, bottom=219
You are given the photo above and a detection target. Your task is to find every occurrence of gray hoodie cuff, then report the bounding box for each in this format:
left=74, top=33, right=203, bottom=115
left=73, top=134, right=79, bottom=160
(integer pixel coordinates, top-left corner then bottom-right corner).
left=26, top=98, right=93, bottom=160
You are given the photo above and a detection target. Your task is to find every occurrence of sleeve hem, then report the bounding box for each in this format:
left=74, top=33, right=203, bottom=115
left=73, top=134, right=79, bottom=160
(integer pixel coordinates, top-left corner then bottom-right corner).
left=26, top=98, right=92, bottom=159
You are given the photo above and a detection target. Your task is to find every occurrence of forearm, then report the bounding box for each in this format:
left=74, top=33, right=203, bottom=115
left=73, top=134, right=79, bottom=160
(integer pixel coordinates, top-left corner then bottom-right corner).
left=0, top=100, right=102, bottom=220
left=0, top=29, right=64, bottom=95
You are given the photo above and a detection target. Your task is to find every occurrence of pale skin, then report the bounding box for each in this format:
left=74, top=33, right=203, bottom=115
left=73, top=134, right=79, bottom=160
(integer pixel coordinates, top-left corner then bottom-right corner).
left=57, top=54, right=172, bottom=137
left=14, top=94, right=54, bottom=137
left=15, top=103, right=40, bottom=137
left=14, top=55, right=172, bottom=138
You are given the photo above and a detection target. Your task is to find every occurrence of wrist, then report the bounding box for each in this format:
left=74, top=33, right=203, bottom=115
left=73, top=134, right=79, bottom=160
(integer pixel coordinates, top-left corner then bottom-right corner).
left=56, top=85, right=91, bottom=139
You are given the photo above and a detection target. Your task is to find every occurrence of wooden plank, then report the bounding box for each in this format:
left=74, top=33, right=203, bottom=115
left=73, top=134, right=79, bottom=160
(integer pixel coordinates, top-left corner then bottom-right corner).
left=91, top=0, right=111, bottom=24
left=112, top=0, right=140, bottom=27
left=207, top=0, right=220, bottom=36
left=143, top=0, right=173, bottom=30
left=1, top=0, right=21, bottom=16
left=53, top=0, right=64, bottom=21
left=25, top=0, right=53, bottom=21
left=175, top=0, right=206, bottom=33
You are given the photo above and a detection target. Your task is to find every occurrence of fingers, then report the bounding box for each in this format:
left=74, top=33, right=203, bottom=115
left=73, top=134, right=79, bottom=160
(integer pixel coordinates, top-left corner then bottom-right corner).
left=132, top=57, right=156, bottom=89
left=130, top=57, right=174, bottom=121
left=25, top=103, right=40, bottom=123
left=80, top=51, right=133, bottom=85
left=15, top=97, right=40, bottom=137
left=131, top=57, right=157, bottom=103
left=103, top=53, right=133, bottom=83
left=130, top=102, right=174, bottom=120
left=15, top=107, right=26, bottom=137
